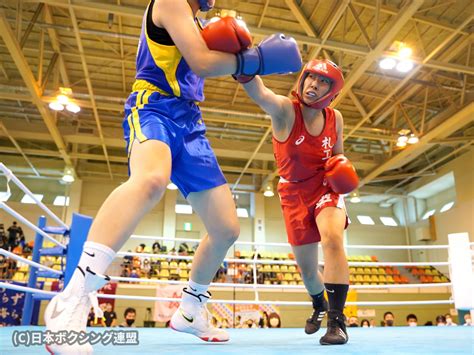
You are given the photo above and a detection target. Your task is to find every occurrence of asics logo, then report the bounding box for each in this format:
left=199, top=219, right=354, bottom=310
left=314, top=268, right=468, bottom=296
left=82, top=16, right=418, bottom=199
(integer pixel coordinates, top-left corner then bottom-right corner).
left=180, top=309, right=194, bottom=323
left=50, top=301, right=65, bottom=320
left=295, top=135, right=305, bottom=145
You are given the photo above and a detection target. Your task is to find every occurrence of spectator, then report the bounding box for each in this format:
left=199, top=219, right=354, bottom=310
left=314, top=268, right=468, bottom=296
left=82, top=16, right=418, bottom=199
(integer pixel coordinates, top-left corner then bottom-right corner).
left=348, top=316, right=359, bottom=327
left=268, top=313, right=281, bottom=328
left=103, top=303, right=117, bottom=327
left=19, top=236, right=26, bottom=249
left=436, top=315, right=446, bottom=326
left=211, top=316, right=219, bottom=328
left=152, top=242, right=161, bottom=254
left=463, top=313, right=472, bottom=326
left=406, top=314, right=417, bottom=326
left=220, top=318, right=230, bottom=329
left=7, top=221, right=20, bottom=251
left=259, top=312, right=269, bottom=328
left=243, top=318, right=257, bottom=329
left=119, top=307, right=136, bottom=327
left=383, top=311, right=395, bottom=326
left=424, top=321, right=433, bottom=326
left=360, top=319, right=370, bottom=328
left=445, top=313, right=457, bottom=326
left=234, top=315, right=242, bottom=329
left=0, top=224, right=6, bottom=248
left=370, top=319, right=376, bottom=328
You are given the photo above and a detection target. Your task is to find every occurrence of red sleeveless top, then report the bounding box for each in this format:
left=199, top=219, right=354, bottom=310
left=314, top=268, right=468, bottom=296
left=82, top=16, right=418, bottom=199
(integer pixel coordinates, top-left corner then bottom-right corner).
left=272, top=100, right=337, bottom=182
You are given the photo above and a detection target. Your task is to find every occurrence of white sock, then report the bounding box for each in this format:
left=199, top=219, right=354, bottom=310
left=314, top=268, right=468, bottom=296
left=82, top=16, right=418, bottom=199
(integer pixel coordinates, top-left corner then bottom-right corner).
left=181, top=279, right=210, bottom=314
left=63, top=241, right=116, bottom=295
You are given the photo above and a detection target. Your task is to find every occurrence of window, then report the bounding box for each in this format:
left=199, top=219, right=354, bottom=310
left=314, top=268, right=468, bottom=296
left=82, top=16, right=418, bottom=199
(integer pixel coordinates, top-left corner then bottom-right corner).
left=236, top=208, right=249, bottom=218
left=53, top=196, right=70, bottom=206
left=440, top=202, right=454, bottom=213
left=380, top=217, right=398, bottom=226
left=175, top=204, right=192, bottom=214
left=422, top=209, right=435, bottom=220
left=21, top=194, right=44, bottom=204
left=357, top=215, right=375, bottom=225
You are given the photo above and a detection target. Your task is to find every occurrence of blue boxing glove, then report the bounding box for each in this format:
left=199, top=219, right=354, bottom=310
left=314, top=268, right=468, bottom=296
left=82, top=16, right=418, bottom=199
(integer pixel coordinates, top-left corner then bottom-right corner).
left=235, top=34, right=302, bottom=76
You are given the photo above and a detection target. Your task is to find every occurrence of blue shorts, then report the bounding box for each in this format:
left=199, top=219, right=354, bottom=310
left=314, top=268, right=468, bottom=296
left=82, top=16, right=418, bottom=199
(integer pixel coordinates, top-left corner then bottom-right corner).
left=123, top=90, right=226, bottom=197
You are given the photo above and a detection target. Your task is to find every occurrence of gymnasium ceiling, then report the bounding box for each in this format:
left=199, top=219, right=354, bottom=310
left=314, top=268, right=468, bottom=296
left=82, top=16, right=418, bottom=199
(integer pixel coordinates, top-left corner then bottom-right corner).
left=0, top=0, right=473, bottom=200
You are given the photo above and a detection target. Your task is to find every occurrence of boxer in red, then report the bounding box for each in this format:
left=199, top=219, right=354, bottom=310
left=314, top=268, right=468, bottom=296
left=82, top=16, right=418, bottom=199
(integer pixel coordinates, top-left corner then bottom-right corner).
left=237, top=59, right=358, bottom=345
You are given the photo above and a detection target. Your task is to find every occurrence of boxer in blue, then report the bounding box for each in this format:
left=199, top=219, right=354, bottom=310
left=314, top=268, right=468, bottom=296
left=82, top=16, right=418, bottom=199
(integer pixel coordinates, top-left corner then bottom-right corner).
left=44, top=0, right=301, bottom=352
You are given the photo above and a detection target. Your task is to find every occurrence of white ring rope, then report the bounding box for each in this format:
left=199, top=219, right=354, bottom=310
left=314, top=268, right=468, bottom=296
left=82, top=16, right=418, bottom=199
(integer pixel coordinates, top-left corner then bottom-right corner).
left=116, top=251, right=450, bottom=267
left=0, top=163, right=68, bottom=229
left=130, top=234, right=451, bottom=250
left=0, top=248, right=62, bottom=275
left=108, top=276, right=451, bottom=290
left=0, top=282, right=453, bottom=307
left=0, top=202, right=66, bottom=249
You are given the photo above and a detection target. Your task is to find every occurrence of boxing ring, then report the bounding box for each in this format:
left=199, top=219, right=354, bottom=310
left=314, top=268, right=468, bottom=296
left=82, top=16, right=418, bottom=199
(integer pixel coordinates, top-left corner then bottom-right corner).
left=1, top=163, right=473, bottom=354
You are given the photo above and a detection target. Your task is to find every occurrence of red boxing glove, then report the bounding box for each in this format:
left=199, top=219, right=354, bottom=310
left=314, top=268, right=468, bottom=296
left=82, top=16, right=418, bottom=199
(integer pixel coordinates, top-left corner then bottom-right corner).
left=324, top=154, right=359, bottom=194
left=201, top=16, right=252, bottom=54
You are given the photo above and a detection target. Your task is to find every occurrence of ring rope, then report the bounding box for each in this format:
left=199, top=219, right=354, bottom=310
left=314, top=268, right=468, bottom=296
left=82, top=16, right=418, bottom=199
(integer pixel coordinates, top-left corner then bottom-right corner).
left=0, top=282, right=453, bottom=307
left=0, top=248, right=62, bottom=275
left=116, top=251, right=450, bottom=267
left=130, top=235, right=451, bottom=250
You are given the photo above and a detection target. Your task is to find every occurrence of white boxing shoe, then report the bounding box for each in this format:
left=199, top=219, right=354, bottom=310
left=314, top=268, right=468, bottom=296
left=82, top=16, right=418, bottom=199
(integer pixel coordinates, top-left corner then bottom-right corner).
left=44, top=266, right=109, bottom=354
left=170, top=306, right=229, bottom=342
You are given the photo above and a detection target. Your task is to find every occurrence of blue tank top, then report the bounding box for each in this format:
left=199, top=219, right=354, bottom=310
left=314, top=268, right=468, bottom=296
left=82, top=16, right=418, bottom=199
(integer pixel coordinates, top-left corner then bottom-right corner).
left=132, top=0, right=205, bottom=102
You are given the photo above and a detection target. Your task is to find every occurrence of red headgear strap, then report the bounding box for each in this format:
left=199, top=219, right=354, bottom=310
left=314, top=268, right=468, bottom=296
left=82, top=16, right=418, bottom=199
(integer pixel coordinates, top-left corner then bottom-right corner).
left=292, top=59, right=344, bottom=109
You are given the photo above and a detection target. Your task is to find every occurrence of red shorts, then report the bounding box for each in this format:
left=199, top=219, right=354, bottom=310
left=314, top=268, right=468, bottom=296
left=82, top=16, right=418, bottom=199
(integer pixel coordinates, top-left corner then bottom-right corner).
left=277, top=173, right=349, bottom=246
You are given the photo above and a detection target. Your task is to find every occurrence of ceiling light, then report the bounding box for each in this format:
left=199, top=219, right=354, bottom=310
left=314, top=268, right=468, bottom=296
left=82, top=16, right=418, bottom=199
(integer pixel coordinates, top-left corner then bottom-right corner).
left=350, top=191, right=360, bottom=203
left=57, top=94, right=70, bottom=105
left=398, top=47, right=412, bottom=59
left=62, top=166, right=75, bottom=183
left=49, top=101, right=64, bottom=111
left=396, top=60, right=414, bottom=73
left=66, top=103, right=81, bottom=114
left=263, top=183, right=274, bottom=197
left=396, top=140, right=407, bottom=148
left=407, top=134, right=419, bottom=144
left=379, top=57, right=397, bottom=70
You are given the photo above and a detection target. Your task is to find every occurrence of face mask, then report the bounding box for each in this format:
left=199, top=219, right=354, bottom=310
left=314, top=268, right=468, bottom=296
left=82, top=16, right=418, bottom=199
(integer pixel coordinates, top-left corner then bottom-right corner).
left=465, top=319, right=471, bottom=325
left=362, top=324, right=369, bottom=328
left=385, top=320, right=394, bottom=326
left=409, top=322, right=417, bottom=327
left=126, top=319, right=135, bottom=326
left=269, top=318, right=279, bottom=327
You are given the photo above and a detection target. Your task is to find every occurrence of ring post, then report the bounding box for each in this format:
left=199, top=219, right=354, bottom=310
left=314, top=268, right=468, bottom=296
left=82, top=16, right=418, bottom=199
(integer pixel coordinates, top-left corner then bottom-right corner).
left=21, top=216, right=46, bottom=325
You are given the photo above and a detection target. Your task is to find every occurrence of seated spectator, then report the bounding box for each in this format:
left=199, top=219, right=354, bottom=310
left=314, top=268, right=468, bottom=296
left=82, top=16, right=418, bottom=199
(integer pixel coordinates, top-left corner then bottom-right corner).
left=220, top=318, right=230, bottom=329
left=152, top=242, right=161, bottom=254
left=268, top=312, right=281, bottom=328
left=348, top=316, right=359, bottom=327
left=436, top=315, right=446, bottom=326
left=463, top=313, right=472, bottom=326
left=234, top=315, right=242, bottom=329
left=370, top=319, right=376, bottom=327
left=424, top=321, right=433, bottom=326
left=259, top=312, right=269, bottom=328
left=243, top=318, right=257, bottom=329
left=119, top=307, right=136, bottom=327
left=360, top=319, right=370, bottom=328
left=383, top=311, right=395, bottom=326
left=445, top=313, right=457, bottom=326
left=103, top=303, right=117, bottom=327
left=406, top=313, right=418, bottom=326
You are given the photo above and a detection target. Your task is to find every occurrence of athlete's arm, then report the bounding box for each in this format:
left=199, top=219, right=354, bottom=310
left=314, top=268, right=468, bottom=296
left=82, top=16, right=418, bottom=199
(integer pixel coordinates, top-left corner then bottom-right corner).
left=155, top=0, right=236, bottom=78
left=241, top=76, right=293, bottom=131
left=332, top=109, right=344, bottom=155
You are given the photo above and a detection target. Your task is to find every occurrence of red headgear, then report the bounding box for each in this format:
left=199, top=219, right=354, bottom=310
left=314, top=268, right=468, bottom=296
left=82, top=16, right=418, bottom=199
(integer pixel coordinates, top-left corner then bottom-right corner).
left=293, top=59, right=344, bottom=109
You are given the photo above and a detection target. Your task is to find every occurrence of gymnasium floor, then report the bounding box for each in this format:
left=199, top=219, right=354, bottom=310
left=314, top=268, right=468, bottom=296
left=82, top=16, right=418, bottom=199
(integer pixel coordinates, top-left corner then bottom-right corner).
left=0, top=326, right=472, bottom=354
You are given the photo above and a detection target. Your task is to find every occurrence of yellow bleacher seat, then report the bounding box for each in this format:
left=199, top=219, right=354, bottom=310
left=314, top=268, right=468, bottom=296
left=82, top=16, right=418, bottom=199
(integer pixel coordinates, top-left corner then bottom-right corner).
left=272, top=265, right=280, bottom=272
left=349, top=267, right=356, bottom=274
left=281, top=281, right=289, bottom=285
left=386, top=275, right=394, bottom=283
left=179, top=262, right=187, bottom=269
left=433, top=276, right=441, bottom=282
left=440, top=276, right=448, bottom=282
left=293, top=273, right=301, bottom=281
left=377, top=268, right=386, bottom=275
left=284, top=273, right=292, bottom=281
left=356, top=275, right=364, bottom=282
left=289, top=281, right=297, bottom=285
left=280, top=265, right=289, bottom=272
left=349, top=275, right=356, bottom=283
left=263, top=264, right=272, bottom=271
left=379, top=275, right=387, bottom=283
left=170, top=261, right=178, bottom=268
left=159, top=270, right=170, bottom=277
left=179, top=270, right=188, bottom=278
left=161, top=261, right=169, bottom=269
left=298, top=281, right=304, bottom=286
left=371, top=275, right=380, bottom=283
left=355, top=267, right=364, bottom=274
left=288, top=265, right=296, bottom=272
left=370, top=267, right=378, bottom=274
left=363, top=275, right=371, bottom=282
left=363, top=267, right=371, bottom=274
